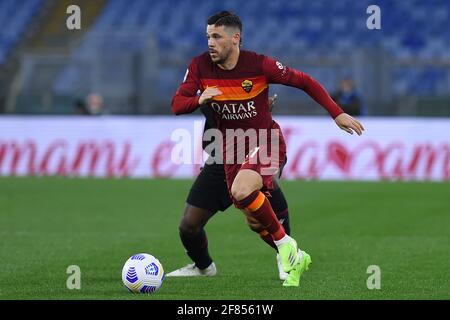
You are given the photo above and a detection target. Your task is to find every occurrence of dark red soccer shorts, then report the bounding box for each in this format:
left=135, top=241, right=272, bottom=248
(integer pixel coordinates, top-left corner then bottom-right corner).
left=224, top=143, right=287, bottom=194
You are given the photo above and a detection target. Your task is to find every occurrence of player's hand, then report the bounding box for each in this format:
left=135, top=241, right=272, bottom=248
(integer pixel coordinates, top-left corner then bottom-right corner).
left=198, top=86, right=223, bottom=105
left=334, top=113, right=365, bottom=136
left=268, top=94, right=277, bottom=112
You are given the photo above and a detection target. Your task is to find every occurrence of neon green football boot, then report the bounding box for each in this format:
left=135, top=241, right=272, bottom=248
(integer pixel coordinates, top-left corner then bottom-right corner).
left=282, top=250, right=312, bottom=287
left=277, top=237, right=300, bottom=273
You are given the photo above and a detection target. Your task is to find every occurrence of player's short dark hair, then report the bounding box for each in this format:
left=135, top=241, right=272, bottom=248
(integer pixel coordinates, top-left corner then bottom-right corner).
left=207, top=11, right=242, bottom=45
left=207, top=11, right=242, bottom=32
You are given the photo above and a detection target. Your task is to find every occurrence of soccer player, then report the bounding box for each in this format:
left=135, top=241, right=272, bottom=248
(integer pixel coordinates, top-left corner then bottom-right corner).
left=167, top=95, right=296, bottom=281
left=171, top=11, right=364, bottom=286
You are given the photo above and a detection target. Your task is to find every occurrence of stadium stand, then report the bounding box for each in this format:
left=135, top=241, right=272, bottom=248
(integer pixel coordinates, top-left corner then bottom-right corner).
left=0, top=0, right=43, bottom=64
left=1, top=0, right=449, bottom=115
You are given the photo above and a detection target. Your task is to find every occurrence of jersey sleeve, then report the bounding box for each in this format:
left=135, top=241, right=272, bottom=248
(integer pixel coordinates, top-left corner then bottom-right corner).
left=262, top=56, right=344, bottom=119
left=171, top=57, right=202, bottom=115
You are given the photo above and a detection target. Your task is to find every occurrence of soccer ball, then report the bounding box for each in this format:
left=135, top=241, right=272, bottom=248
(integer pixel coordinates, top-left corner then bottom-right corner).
left=122, top=253, right=165, bottom=294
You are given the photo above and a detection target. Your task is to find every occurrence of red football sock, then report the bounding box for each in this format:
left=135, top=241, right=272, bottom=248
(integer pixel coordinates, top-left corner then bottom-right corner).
left=258, top=229, right=277, bottom=250
left=238, top=191, right=286, bottom=241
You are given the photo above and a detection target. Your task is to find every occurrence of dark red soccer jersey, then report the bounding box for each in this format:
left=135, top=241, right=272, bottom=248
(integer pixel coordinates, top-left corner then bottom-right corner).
left=171, top=50, right=343, bottom=131
left=171, top=50, right=343, bottom=190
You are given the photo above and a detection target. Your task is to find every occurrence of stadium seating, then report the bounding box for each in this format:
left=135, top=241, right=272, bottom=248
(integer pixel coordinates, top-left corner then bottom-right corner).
left=50, top=0, right=450, bottom=99
left=0, top=0, right=43, bottom=64
left=2, top=0, right=449, bottom=113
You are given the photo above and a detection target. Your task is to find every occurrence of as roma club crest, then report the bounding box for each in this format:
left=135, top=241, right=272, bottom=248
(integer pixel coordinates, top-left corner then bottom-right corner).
left=241, top=79, right=253, bottom=93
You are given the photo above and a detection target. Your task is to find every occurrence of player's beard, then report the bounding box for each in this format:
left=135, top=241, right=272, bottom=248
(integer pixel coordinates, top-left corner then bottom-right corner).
left=211, top=47, right=231, bottom=66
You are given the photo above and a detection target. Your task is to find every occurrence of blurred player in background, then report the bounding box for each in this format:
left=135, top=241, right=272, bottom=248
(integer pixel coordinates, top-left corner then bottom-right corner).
left=167, top=94, right=295, bottom=281
left=332, top=77, right=367, bottom=116
left=171, top=11, right=364, bottom=286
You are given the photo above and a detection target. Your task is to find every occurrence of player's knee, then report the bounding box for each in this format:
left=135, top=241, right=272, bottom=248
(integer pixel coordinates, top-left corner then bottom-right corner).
left=231, top=184, right=257, bottom=202
left=231, top=171, right=262, bottom=202
left=178, top=217, right=201, bottom=236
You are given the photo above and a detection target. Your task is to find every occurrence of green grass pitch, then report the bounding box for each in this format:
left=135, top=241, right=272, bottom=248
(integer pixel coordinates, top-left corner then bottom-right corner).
left=0, top=177, right=449, bottom=300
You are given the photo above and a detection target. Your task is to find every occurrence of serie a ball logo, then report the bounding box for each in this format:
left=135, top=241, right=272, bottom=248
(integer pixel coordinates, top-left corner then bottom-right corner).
left=122, top=253, right=165, bottom=293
